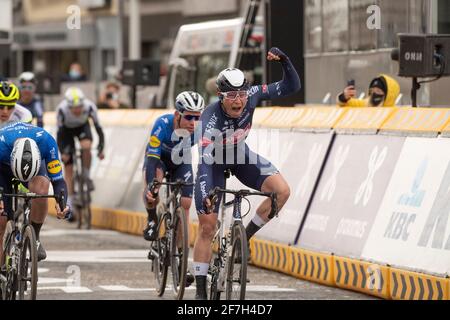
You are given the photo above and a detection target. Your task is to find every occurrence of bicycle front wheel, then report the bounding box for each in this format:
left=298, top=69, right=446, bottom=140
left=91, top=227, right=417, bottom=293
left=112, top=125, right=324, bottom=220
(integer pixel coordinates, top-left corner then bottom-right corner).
left=153, top=215, right=169, bottom=297
left=1, top=221, right=17, bottom=300
left=226, top=222, right=248, bottom=300
left=170, top=207, right=189, bottom=300
left=18, top=225, right=38, bottom=300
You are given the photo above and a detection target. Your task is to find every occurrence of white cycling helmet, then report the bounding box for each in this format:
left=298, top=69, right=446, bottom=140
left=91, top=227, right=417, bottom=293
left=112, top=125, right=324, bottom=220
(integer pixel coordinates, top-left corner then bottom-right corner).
left=216, top=68, right=249, bottom=92
left=18, top=71, right=36, bottom=84
left=64, top=87, right=85, bottom=108
left=10, top=138, right=41, bottom=182
left=175, top=91, right=205, bottom=113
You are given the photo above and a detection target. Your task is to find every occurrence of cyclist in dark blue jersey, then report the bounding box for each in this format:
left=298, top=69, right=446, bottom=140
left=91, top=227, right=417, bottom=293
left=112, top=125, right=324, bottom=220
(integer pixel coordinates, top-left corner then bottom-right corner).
left=143, top=91, right=205, bottom=287
left=18, top=72, right=45, bottom=128
left=193, top=47, right=301, bottom=300
left=0, top=122, right=71, bottom=263
left=143, top=91, right=205, bottom=240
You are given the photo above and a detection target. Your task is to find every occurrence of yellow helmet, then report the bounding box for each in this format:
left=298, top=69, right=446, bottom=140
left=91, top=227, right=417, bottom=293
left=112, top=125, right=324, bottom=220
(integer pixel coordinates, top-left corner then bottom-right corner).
left=0, top=82, right=20, bottom=106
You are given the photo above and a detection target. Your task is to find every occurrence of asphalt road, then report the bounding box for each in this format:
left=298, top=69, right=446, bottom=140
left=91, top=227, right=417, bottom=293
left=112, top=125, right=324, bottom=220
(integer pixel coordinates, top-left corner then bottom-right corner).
left=35, top=216, right=376, bottom=301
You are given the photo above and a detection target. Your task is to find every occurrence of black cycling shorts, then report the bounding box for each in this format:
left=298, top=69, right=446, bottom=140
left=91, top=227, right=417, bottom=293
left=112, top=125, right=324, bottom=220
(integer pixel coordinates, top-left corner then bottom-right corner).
left=57, top=123, right=93, bottom=165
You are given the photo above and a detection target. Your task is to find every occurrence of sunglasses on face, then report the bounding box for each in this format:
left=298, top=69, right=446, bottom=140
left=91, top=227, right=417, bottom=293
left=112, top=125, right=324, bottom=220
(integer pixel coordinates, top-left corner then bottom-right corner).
left=0, top=105, right=15, bottom=111
left=182, top=114, right=201, bottom=121
left=19, top=84, right=36, bottom=91
left=221, top=90, right=248, bottom=100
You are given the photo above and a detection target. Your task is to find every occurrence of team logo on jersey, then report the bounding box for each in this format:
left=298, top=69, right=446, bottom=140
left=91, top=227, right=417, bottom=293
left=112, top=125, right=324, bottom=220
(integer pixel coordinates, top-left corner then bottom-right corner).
left=149, top=136, right=161, bottom=148
left=47, top=160, right=62, bottom=175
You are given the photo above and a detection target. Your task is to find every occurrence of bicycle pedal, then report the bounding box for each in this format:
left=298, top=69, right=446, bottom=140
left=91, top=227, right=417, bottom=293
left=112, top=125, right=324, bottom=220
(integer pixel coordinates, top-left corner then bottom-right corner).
left=147, top=251, right=155, bottom=260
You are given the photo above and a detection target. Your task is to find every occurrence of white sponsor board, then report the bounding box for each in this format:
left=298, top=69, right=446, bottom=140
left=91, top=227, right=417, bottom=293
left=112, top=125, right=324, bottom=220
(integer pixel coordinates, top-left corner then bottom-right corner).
left=217, top=129, right=333, bottom=244
left=362, top=137, right=450, bottom=277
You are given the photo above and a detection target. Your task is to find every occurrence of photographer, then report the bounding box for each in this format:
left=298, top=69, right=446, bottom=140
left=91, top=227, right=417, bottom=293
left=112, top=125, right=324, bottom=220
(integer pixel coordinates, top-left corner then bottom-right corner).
left=337, top=74, right=400, bottom=108
left=98, top=82, right=129, bottom=110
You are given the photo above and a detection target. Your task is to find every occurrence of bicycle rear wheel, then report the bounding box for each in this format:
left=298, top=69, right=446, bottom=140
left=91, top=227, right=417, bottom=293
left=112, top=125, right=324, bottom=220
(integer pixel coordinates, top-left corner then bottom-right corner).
left=153, top=215, right=169, bottom=297
left=18, top=225, right=38, bottom=300
left=170, top=207, right=189, bottom=300
left=226, top=222, right=248, bottom=300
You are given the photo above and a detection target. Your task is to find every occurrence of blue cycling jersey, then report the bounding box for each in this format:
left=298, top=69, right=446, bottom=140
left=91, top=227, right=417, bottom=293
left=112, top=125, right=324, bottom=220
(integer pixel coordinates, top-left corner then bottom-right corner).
left=195, top=54, right=301, bottom=214
left=0, top=122, right=67, bottom=198
left=145, top=114, right=195, bottom=161
left=20, top=98, right=44, bottom=128
left=144, top=114, right=196, bottom=190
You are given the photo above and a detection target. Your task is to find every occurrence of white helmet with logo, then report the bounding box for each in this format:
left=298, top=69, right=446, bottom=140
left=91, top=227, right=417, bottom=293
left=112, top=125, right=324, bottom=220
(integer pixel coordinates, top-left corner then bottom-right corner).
left=10, top=138, right=41, bottom=182
left=175, top=91, right=205, bottom=113
left=64, top=87, right=85, bottom=108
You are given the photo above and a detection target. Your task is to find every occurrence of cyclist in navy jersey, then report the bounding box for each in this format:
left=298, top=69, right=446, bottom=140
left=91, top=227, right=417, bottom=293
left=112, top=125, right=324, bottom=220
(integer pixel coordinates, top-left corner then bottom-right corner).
left=193, top=47, right=301, bottom=300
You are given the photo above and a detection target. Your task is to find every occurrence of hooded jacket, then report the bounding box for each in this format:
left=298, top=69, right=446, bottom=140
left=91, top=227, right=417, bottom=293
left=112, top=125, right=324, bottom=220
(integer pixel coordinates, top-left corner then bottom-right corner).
left=337, top=74, right=400, bottom=107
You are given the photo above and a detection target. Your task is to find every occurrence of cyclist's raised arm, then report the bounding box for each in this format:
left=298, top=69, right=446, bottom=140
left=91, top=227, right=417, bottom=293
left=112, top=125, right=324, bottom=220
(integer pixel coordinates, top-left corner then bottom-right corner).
left=88, top=101, right=105, bottom=154
left=144, top=117, right=167, bottom=185
left=249, top=47, right=301, bottom=106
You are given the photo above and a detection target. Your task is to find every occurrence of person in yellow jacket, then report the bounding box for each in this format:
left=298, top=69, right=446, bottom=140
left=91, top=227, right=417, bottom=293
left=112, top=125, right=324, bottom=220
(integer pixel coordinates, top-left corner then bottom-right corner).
left=337, top=74, right=400, bottom=107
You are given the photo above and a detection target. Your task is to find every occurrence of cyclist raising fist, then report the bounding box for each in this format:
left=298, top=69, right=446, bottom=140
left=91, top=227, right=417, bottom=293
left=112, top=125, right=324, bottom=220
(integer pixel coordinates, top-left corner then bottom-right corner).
left=193, top=47, right=301, bottom=300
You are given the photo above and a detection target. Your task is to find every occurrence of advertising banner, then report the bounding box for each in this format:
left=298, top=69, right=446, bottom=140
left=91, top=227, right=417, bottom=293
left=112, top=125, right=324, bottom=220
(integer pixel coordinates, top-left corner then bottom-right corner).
left=362, top=137, right=450, bottom=277
left=298, top=135, right=405, bottom=257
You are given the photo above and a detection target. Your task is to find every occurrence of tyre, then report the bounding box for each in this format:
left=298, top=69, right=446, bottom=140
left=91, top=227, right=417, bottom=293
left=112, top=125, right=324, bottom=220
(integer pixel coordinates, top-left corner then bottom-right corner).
left=209, top=257, right=222, bottom=300
left=18, top=225, right=38, bottom=300
left=153, top=215, right=169, bottom=297
left=225, top=222, right=248, bottom=300
left=1, top=221, right=16, bottom=300
left=170, top=207, right=189, bottom=300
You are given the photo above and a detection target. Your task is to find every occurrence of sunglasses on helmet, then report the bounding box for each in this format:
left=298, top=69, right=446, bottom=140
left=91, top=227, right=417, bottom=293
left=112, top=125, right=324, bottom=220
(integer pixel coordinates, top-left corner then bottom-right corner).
left=221, top=90, right=248, bottom=100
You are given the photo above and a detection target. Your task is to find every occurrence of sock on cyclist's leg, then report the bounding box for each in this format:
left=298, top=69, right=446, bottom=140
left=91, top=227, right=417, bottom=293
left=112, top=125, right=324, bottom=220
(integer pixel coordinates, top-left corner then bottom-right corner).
left=31, top=222, right=43, bottom=240
left=246, top=214, right=266, bottom=241
left=194, top=262, right=209, bottom=296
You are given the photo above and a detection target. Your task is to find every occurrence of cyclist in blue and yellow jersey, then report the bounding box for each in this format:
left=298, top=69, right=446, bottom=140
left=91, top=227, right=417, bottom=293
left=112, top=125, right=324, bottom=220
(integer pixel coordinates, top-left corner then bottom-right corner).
left=143, top=91, right=206, bottom=287
left=56, top=87, right=105, bottom=212
left=193, top=47, right=301, bottom=299
left=0, top=81, right=33, bottom=128
left=0, top=122, right=71, bottom=264
left=18, top=72, right=45, bottom=128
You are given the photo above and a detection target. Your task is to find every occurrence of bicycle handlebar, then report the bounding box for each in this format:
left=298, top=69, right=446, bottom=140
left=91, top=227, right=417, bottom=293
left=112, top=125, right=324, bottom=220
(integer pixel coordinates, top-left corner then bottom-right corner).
left=148, top=179, right=194, bottom=198
left=207, top=187, right=278, bottom=218
left=0, top=187, right=71, bottom=220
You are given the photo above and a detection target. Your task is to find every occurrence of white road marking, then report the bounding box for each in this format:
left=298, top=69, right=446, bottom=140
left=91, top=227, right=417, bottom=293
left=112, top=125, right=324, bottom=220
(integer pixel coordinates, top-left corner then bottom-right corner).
left=38, top=268, right=50, bottom=274
left=38, top=286, right=93, bottom=293
left=99, top=285, right=295, bottom=293
left=44, top=250, right=149, bottom=263
left=99, top=285, right=157, bottom=292
left=41, top=229, right=121, bottom=237
left=38, top=277, right=68, bottom=285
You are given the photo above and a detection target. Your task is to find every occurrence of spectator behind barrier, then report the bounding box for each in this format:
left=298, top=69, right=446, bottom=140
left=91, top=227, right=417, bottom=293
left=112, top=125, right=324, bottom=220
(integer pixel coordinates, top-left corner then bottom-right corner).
left=61, top=62, right=88, bottom=82
left=97, top=82, right=129, bottom=110
left=337, top=74, right=400, bottom=108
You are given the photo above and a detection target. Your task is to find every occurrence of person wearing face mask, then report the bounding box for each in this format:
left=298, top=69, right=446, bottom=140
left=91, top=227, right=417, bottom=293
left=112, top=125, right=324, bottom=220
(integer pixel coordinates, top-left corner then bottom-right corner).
left=337, top=74, right=400, bottom=108
left=62, top=62, right=87, bottom=82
